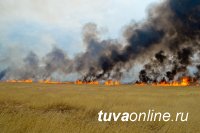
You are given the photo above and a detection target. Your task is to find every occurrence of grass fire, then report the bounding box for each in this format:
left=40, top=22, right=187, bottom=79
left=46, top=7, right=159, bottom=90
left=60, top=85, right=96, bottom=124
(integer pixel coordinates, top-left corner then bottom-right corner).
left=0, top=0, right=200, bottom=83
left=3, top=76, right=198, bottom=87
left=0, top=0, right=200, bottom=132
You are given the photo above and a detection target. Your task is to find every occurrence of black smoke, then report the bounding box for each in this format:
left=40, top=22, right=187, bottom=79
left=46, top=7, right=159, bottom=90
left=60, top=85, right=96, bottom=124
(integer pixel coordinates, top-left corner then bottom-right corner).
left=80, top=0, right=200, bottom=82
left=0, top=0, right=200, bottom=82
left=0, top=69, right=8, bottom=80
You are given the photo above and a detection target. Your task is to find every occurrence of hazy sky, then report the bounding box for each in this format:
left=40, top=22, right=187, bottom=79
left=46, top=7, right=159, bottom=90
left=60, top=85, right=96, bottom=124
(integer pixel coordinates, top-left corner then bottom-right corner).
left=0, top=0, right=160, bottom=58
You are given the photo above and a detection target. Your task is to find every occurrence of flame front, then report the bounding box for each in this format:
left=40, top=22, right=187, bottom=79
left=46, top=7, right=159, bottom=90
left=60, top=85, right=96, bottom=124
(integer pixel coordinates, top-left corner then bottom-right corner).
left=6, top=79, right=33, bottom=83
left=74, top=80, right=99, bottom=85
left=136, top=77, right=190, bottom=86
left=3, top=77, right=193, bottom=86
left=104, top=80, right=120, bottom=86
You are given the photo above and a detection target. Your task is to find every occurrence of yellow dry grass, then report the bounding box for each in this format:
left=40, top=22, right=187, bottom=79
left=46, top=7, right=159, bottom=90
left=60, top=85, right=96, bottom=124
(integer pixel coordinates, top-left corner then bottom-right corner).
left=0, top=83, right=199, bottom=133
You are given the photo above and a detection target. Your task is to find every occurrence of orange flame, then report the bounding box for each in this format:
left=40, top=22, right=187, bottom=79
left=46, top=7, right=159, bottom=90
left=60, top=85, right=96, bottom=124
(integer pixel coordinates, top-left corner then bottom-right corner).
left=38, top=80, right=74, bottom=84
left=39, top=80, right=62, bottom=84
left=3, top=77, right=192, bottom=86
left=6, top=79, right=33, bottom=83
left=136, top=77, right=190, bottom=86
left=74, top=80, right=99, bottom=85
left=104, top=80, right=120, bottom=86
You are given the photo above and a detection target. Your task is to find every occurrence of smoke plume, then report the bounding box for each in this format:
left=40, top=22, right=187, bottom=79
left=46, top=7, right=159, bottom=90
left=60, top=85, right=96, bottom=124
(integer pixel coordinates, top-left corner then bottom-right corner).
left=0, top=0, right=200, bottom=82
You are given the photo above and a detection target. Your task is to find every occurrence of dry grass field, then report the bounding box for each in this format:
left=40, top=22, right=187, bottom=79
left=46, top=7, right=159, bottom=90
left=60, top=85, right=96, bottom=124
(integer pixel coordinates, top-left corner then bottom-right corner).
left=0, top=83, right=199, bottom=133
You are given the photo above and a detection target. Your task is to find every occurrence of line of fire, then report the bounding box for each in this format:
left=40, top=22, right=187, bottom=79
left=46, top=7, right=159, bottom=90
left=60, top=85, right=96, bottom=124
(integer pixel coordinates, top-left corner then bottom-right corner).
left=2, top=76, right=199, bottom=86
left=0, top=0, right=199, bottom=88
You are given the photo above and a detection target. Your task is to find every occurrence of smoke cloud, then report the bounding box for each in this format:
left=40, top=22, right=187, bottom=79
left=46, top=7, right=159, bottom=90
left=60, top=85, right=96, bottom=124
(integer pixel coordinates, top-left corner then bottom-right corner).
left=0, top=0, right=200, bottom=82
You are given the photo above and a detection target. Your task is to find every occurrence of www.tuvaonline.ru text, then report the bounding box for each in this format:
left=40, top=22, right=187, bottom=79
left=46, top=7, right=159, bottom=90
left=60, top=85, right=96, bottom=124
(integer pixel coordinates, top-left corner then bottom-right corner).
left=98, top=110, right=189, bottom=122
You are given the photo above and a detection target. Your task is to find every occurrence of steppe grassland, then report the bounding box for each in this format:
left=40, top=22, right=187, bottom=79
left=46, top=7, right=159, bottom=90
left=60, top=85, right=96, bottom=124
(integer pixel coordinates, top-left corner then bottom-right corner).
left=0, top=83, right=199, bottom=133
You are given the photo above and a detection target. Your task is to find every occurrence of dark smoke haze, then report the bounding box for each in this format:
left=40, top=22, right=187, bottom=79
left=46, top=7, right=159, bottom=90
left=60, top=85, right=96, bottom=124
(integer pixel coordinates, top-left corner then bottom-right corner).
left=0, top=0, right=200, bottom=82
